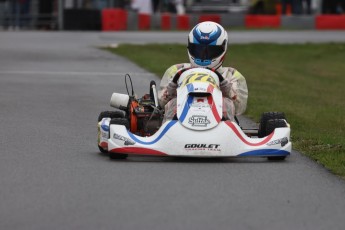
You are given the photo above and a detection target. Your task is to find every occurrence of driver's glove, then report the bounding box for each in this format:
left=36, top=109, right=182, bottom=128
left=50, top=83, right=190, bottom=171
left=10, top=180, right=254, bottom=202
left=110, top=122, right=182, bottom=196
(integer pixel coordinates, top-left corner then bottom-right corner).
left=167, top=81, right=177, bottom=98
left=220, top=79, right=232, bottom=98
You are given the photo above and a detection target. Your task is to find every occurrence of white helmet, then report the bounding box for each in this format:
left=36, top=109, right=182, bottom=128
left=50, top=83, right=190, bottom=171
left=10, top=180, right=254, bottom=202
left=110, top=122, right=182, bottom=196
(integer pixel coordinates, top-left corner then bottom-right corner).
left=187, top=21, right=228, bottom=69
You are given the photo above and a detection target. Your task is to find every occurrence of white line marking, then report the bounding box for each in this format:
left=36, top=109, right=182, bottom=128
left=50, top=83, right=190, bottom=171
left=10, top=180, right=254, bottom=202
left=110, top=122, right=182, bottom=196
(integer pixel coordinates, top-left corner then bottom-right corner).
left=0, top=71, right=155, bottom=76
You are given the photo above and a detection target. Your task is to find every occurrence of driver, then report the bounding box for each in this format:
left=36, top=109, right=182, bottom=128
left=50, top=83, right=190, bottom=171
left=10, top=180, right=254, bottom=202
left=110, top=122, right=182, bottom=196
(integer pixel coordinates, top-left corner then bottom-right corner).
left=158, top=21, right=248, bottom=122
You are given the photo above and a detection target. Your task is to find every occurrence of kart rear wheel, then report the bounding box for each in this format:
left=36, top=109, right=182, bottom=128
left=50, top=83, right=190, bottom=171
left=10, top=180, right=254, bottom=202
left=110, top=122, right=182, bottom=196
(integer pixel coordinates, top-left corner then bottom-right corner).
left=109, top=118, right=130, bottom=128
left=109, top=118, right=129, bottom=160
left=98, top=109, right=126, bottom=122
left=266, top=119, right=288, bottom=134
left=258, top=112, right=286, bottom=138
left=266, top=119, right=288, bottom=161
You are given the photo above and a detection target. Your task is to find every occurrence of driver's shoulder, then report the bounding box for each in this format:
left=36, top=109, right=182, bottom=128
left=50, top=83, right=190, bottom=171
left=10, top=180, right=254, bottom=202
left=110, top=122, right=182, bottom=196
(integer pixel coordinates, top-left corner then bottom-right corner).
left=220, top=66, right=245, bottom=79
left=163, top=63, right=190, bottom=78
left=169, top=63, right=191, bottom=71
left=219, top=66, right=236, bottom=74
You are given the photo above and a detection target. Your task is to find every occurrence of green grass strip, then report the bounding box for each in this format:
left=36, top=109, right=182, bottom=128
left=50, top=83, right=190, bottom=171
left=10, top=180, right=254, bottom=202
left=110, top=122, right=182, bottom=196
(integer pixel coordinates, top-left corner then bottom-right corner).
left=106, top=43, right=345, bottom=178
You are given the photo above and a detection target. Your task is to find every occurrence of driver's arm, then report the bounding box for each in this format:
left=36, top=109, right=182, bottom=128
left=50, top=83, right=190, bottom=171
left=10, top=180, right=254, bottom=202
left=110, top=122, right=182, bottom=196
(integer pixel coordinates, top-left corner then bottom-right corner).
left=220, top=67, right=248, bottom=115
left=158, top=64, right=189, bottom=107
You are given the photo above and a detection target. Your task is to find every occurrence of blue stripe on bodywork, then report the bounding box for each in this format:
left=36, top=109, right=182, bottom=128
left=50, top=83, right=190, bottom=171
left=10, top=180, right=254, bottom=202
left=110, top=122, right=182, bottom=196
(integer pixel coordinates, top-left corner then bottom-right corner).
left=187, top=84, right=194, bottom=92
left=127, top=120, right=177, bottom=145
left=179, top=95, right=193, bottom=123
left=238, top=149, right=290, bottom=157
left=101, top=119, right=109, bottom=131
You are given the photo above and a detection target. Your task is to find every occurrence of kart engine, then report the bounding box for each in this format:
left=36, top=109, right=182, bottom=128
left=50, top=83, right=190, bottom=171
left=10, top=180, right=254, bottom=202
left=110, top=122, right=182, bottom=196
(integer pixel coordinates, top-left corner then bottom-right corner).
left=109, top=79, right=163, bottom=137
left=131, top=94, right=163, bottom=136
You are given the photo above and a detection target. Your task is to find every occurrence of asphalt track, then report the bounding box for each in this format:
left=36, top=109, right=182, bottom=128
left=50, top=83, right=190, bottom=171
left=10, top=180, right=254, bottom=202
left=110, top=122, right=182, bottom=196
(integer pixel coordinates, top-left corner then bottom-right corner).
left=1, top=31, right=345, bottom=230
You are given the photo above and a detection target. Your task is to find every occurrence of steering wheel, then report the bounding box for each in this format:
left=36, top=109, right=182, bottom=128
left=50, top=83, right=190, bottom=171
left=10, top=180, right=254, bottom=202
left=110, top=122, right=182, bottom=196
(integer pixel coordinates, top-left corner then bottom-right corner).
left=172, top=67, right=191, bottom=84
left=172, top=67, right=225, bottom=84
left=206, top=67, right=225, bottom=83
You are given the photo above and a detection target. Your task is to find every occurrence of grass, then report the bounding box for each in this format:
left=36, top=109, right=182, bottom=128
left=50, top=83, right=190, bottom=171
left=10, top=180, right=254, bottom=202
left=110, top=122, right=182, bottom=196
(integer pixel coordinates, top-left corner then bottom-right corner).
left=106, top=43, right=345, bottom=178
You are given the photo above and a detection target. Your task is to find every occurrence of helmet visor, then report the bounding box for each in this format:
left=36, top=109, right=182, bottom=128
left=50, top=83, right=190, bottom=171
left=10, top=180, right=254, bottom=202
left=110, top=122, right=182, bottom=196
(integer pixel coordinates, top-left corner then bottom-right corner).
left=188, top=41, right=226, bottom=60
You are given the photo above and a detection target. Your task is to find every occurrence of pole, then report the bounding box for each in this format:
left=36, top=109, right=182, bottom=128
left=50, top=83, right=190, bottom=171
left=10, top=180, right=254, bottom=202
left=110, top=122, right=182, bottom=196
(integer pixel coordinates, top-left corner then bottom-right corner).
left=58, top=0, right=64, bottom=30
left=110, top=0, right=115, bottom=7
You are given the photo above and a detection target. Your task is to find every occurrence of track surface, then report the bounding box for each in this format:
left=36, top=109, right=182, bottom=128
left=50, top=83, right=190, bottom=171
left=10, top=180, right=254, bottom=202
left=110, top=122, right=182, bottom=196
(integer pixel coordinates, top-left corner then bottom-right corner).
left=1, top=31, right=345, bottom=230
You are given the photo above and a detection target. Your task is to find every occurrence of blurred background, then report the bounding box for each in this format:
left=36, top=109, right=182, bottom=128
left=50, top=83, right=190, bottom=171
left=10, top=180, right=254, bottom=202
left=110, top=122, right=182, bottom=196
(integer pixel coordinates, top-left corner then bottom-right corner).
left=0, top=0, right=344, bottom=31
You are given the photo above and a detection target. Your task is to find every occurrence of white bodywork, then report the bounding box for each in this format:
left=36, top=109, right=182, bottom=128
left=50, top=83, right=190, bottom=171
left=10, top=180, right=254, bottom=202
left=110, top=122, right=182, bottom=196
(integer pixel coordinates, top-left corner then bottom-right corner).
left=105, top=120, right=291, bottom=157
left=98, top=68, right=291, bottom=158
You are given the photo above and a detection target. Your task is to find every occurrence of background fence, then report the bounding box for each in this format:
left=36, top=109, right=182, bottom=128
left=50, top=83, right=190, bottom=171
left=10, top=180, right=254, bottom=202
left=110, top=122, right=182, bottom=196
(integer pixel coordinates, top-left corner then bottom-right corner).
left=0, top=0, right=344, bottom=31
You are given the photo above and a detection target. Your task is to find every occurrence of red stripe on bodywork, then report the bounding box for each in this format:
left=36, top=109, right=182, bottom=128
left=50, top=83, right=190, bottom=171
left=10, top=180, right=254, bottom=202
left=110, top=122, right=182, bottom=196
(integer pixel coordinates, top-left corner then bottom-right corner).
left=208, top=96, right=221, bottom=122
left=207, top=84, right=214, bottom=93
left=99, top=142, right=108, bottom=148
left=225, top=121, right=274, bottom=146
left=109, top=147, right=168, bottom=156
left=206, top=85, right=221, bottom=122
left=206, top=86, right=221, bottom=123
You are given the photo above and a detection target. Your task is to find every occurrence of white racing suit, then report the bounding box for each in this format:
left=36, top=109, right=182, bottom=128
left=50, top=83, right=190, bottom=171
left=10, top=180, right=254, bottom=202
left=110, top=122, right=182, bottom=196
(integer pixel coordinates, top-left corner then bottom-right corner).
left=158, top=63, right=248, bottom=123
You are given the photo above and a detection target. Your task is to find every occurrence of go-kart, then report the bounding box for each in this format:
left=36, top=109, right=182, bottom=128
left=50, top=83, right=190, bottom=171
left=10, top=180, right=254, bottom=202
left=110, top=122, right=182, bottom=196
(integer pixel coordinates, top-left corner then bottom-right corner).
left=97, top=68, right=291, bottom=160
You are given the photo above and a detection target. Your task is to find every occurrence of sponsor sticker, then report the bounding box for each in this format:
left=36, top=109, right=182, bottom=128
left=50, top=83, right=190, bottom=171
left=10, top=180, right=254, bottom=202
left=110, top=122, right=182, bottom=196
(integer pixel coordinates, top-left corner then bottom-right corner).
left=113, top=133, right=136, bottom=145
left=185, top=144, right=221, bottom=151
left=200, top=35, right=209, bottom=40
left=190, top=102, right=210, bottom=109
left=188, top=115, right=210, bottom=127
left=101, top=132, right=108, bottom=138
left=266, top=137, right=288, bottom=147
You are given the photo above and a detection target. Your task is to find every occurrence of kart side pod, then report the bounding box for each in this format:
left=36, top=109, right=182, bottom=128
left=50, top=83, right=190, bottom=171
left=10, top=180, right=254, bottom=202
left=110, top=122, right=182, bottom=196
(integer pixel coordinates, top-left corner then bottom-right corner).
left=110, top=92, right=130, bottom=110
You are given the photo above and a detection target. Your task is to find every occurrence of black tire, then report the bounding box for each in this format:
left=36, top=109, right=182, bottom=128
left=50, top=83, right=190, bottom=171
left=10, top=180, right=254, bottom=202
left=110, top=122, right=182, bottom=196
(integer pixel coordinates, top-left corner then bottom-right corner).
left=266, top=119, right=288, bottom=135
left=109, top=118, right=129, bottom=160
left=109, top=152, right=128, bottom=160
left=98, top=109, right=126, bottom=122
left=268, top=156, right=287, bottom=161
left=266, top=119, right=288, bottom=161
left=258, top=112, right=286, bottom=138
left=98, top=145, right=108, bottom=154
left=109, top=118, right=130, bottom=128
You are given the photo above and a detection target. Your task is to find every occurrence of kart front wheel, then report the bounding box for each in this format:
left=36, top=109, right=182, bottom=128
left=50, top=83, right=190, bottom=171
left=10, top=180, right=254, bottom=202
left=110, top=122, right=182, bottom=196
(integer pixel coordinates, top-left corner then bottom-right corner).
left=108, top=118, right=129, bottom=160
left=98, top=145, right=108, bottom=154
left=267, top=156, right=286, bottom=161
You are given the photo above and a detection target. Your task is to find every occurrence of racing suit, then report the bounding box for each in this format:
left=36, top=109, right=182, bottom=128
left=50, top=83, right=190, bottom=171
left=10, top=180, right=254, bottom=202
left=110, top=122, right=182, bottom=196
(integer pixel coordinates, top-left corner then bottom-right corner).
left=158, top=63, right=248, bottom=122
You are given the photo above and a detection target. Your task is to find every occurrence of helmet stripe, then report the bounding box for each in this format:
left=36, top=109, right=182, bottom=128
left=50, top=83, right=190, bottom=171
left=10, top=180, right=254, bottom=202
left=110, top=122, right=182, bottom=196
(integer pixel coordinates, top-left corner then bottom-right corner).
left=192, top=25, right=222, bottom=45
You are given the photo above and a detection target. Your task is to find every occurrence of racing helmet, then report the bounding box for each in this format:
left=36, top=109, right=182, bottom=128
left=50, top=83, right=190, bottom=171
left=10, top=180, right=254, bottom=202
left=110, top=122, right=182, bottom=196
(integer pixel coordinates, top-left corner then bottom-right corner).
left=187, top=21, right=228, bottom=69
